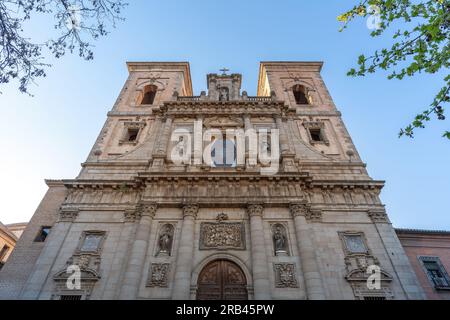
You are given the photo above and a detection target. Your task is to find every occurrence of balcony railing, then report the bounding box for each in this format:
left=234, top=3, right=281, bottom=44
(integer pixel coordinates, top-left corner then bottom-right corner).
left=246, top=96, right=273, bottom=102
left=176, top=95, right=275, bottom=102
left=177, top=96, right=202, bottom=102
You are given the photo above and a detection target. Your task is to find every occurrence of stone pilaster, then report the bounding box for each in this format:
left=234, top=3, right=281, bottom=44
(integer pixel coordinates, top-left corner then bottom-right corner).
left=102, top=208, right=137, bottom=299
left=290, top=203, right=326, bottom=300
left=274, top=115, right=290, bottom=155
left=20, top=208, right=78, bottom=299
left=193, top=116, right=203, bottom=165
left=152, top=116, right=173, bottom=168
left=118, top=203, right=157, bottom=299
left=172, top=204, right=199, bottom=300
left=247, top=203, right=271, bottom=300
left=368, top=208, right=390, bottom=224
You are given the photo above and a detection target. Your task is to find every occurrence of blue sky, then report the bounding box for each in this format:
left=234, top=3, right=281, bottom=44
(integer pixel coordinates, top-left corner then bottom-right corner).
left=0, top=0, right=448, bottom=229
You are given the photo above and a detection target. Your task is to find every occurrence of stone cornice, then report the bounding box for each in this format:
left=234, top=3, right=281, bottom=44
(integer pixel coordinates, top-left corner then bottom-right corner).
left=60, top=174, right=384, bottom=192
left=45, top=179, right=65, bottom=187
left=81, top=161, right=150, bottom=168
left=156, top=100, right=289, bottom=117
left=62, top=179, right=144, bottom=190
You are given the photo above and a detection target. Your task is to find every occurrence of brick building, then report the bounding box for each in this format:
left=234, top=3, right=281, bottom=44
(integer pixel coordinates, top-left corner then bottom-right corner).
left=396, top=229, right=450, bottom=300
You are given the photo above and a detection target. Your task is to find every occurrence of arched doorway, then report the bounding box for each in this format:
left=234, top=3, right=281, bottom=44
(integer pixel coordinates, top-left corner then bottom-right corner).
left=197, top=259, right=248, bottom=300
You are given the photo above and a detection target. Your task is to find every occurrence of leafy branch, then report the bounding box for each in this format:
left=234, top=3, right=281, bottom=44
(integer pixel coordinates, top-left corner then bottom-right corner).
left=0, top=0, right=127, bottom=94
left=339, top=0, right=450, bottom=139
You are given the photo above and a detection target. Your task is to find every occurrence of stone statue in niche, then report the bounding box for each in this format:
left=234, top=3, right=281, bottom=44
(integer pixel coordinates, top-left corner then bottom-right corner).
left=156, top=224, right=174, bottom=256
left=272, top=224, right=288, bottom=256
left=175, top=136, right=187, bottom=157
left=261, top=137, right=271, bottom=153
left=219, top=87, right=229, bottom=101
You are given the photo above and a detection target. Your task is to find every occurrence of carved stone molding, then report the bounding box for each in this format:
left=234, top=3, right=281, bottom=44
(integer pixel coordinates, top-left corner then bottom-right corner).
left=368, top=208, right=390, bottom=224
left=182, top=203, right=199, bottom=219
left=59, top=208, right=79, bottom=222
left=246, top=203, right=264, bottom=218
left=273, top=263, right=299, bottom=288
left=66, top=253, right=101, bottom=274
left=52, top=252, right=100, bottom=300
left=199, top=222, right=246, bottom=250
left=53, top=252, right=102, bottom=300
left=147, top=263, right=170, bottom=287
left=216, top=212, right=229, bottom=222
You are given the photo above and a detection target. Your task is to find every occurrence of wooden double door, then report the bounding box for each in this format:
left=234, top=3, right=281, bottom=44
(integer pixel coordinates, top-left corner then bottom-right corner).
left=196, top=259, right=248, bottom=300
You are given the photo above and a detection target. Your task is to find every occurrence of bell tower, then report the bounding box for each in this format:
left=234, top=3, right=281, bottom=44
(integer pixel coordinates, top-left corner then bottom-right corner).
left=207, top=69, right=242, bottom=101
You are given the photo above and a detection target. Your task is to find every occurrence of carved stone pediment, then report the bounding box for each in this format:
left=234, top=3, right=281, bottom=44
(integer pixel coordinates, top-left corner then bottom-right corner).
left=203, top=116, right=244, bottom=129
left=53, top=253, right=101, bottom=283
left=345, top=268, right=393, bottom=283
left=199, top=222, right=245, bottom=250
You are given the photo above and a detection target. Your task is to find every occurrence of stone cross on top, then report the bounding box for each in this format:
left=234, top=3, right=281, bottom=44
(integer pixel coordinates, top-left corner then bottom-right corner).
left=220, top=67, right=229, bottom=75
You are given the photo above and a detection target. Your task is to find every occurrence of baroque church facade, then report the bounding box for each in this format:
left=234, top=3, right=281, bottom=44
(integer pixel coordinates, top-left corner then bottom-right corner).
left=0, top=61, right=425, bottom=300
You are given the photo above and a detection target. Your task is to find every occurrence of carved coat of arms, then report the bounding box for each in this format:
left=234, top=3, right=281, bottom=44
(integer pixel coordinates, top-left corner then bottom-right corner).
left=199, top=221, right=245, bottom=250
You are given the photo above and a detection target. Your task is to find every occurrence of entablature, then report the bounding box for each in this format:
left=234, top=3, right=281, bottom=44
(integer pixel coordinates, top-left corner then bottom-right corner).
left=156, top=100, right=293, bottom=118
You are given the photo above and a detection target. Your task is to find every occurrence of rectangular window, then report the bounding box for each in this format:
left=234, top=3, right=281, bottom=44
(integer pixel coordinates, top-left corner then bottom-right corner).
left=34, top=226, right=51, bottom=242
left=0, top=244, right=10, bottom=262
left=126, top=128, right=140, bottom=142
left=420, top=257, right=450, bottom=289
left=309, top=128, right=323, bottom=142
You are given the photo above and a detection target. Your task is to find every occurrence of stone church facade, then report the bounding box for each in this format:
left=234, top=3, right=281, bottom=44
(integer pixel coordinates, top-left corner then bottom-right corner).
left=0, top=61, right=425, bottom=300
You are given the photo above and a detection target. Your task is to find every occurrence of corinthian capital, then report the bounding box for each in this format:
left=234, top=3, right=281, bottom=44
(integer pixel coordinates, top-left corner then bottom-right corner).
left=246, top=203, right=264, bottom=218
left=289, top=202, right=309, bottom=218
left=368, top=208, right=389, bottom=224
left=182, top=203, right=199, bottom=219
left=59, top=207, right=79, bottom=222
left=140, top=203, right=158, bottom=218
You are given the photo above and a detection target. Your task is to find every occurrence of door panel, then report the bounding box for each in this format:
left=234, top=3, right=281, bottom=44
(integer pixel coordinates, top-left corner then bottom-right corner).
left=197, top=260, right=248, bottom=300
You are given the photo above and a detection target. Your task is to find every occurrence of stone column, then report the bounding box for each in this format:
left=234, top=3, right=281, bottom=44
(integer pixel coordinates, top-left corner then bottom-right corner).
left=172, top=204, right=198, bottom=300
left=193, top=116, right=203, bottom=165
left=247, top=203, right=271, bottom=300
left=274, top=115, right=290, bottom=155
left=159, top=116, right=174, bottom=154
left=244, top=114, right=252, bottom=131
left=244, top=114, right=257, bottom=167
left=290, top=203, right=326, bottom=300
left=118, top=203, right=157, bottom=300
left=152, top=116, right=173, bottom=168
left=20, top=209, right=78, bottom=299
